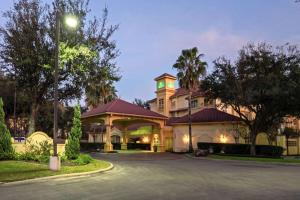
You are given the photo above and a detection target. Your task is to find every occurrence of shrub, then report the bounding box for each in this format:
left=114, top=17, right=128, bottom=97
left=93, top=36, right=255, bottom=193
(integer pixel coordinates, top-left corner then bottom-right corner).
left=65, top=105, right=82, bottom=160
left=0, top=98, right=14, bottom=160
left=71, top=154, right=93, bottom=165
left=17, top=140, right=52, bottom=163
left=197, top=142, right=283, bottom=157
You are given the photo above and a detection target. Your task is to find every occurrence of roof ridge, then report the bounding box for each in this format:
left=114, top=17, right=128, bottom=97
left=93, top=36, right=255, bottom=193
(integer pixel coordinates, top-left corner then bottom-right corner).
left=106, top=99, right=119, bottom=111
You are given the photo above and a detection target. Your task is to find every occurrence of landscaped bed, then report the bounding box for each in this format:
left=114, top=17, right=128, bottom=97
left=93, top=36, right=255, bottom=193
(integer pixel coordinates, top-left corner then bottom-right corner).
left=0, top=159, right=111, bottom=182
left=208, top=154, right=300, bottom=164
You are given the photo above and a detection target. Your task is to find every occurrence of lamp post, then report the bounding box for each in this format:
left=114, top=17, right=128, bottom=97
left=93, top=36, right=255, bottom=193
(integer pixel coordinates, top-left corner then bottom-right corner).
left=50, top=10, right=78, bottom=171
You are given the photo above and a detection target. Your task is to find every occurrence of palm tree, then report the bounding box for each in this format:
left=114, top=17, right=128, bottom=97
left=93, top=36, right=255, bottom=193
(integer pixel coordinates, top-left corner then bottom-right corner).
left=85, top=68, right=120, bottom=108
left=173, top=47, right=207, bottom=153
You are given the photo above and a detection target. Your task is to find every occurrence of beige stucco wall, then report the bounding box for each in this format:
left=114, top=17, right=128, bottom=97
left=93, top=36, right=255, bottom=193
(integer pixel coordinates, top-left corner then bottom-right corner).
left=12, top=131, right=66, bottom=155
left=172, top=123, right=237, bottom=152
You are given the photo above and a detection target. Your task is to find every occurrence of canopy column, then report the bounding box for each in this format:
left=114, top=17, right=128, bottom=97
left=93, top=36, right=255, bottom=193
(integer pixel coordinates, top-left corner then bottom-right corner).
left=121, top=127, right=128, bottom=150
left=159, top=126, right=165, bottom=152
left=104, top=116, right=113, bottom=151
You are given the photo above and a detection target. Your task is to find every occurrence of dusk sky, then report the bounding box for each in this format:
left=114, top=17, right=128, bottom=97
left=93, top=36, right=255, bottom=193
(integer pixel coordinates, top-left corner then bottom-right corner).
left=1, top=0, right=300, bottom=104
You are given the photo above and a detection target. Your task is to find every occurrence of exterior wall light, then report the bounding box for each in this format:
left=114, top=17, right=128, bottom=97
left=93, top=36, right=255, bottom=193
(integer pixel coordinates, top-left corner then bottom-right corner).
left=183, top=134, right=189, bottom=144
left=143, top=136, right=149, bottom=143
left=220, top=134, right=228, bottom=143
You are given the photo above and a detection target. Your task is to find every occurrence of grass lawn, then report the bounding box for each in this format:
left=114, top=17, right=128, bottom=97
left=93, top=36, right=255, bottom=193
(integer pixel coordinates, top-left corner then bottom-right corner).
left=208, top=154, right=300, bottom=164
left=117, top=150, right=153, bottom=154
left=0, top=159, right=111, bottom=182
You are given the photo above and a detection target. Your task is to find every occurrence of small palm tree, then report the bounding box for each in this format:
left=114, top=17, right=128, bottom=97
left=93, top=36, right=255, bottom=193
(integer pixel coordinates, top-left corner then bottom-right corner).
left=173, top=47, right=207, bottom=153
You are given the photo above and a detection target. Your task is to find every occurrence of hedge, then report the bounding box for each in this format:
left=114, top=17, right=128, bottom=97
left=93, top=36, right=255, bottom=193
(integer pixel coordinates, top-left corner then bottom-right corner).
left=80, top=142, right=105, bottom=152
left=197, top=142, right=283, bottom=157
left=80, top=142, right=151, bottom=151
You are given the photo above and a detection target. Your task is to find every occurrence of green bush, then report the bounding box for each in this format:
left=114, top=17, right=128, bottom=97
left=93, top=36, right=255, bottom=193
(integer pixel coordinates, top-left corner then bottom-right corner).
left=16, top=140, right=52, bottom=163
left=71, top=154, right=93, bottom=165
left=65, top=105, right=82, bottom=160
left=0, top=98, right=14, bottom=160
left=197, top=142, right=283, bottom=157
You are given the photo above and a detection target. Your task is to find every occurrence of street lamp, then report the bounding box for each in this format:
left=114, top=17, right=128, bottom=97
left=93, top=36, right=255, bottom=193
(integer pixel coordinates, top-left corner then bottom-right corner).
left=50, top=11, right=78, bottom=171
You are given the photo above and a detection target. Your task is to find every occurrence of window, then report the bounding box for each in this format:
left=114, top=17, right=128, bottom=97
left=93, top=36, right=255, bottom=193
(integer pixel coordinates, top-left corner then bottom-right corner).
left=111, top=135, right=121, bottom=143
left=204, top=98, right=213, bottom=106
left=191, top=99, right=198, bottom=108
left=171, top=101, right=176, bottom=109
left=158, top=99, right=164, bottom=110
left=288, top=140, right=297, bottom=146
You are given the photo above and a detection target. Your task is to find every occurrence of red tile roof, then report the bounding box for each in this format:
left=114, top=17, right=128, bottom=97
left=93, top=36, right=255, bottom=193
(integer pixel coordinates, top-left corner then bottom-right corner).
left=169, top=108, right=241, bottom=124
left=81, top=99, right=168, bottom=119
left=154, top=73, right=176, bottom=81
left=169, top=87, right=206, bottom=99
left=147, top=98, right=157, bottom=103
left=166, top=117, right=181, bottom=126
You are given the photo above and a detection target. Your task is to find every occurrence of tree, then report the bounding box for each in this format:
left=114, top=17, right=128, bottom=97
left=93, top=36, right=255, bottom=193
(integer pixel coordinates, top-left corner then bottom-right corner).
left=0, top=74, right=31, bottom=136
left=173, top=47, right=207, bottom=152
left=0, top=0, right=120, bottom=134
left=0, top=98, right=14, bottom=160
left=265, top=124, right=280, bottom=145
left=65, top=104, right=82, bottom=159
left=133, top=98, right=150, bottom=109
left=202, top=43, right=300, bottom=155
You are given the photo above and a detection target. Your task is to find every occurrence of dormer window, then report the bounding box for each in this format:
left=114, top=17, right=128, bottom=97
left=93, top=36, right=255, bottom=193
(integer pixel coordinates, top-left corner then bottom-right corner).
left=191, top=99, right=198, bottom=108
left=171, top=101, right=176, bottom=109
left=204, top=98, right=213, bottom=106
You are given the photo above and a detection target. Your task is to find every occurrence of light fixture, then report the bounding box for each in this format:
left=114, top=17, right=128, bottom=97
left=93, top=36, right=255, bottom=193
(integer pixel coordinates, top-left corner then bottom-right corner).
left=65, top=15, right=78, bottom=28
left=142, top=136, right=149, bottom=143
left=183, top=135, right=189, bottom=144
left=220, top=134, right=228, bottom=143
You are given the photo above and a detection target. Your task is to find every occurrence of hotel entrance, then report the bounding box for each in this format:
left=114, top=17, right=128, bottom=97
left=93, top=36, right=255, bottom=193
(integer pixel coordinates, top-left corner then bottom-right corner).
left=81, top=99, right=167, bottom=152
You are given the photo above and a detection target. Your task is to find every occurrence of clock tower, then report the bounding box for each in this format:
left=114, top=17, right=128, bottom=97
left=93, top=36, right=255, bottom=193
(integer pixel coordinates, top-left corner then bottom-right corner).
left=154, top=73, right=176, bottom=116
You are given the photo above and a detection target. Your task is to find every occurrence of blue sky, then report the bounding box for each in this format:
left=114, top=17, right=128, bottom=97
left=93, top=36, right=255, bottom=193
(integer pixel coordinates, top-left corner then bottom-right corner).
left=1, top=0, right=300, bottom=104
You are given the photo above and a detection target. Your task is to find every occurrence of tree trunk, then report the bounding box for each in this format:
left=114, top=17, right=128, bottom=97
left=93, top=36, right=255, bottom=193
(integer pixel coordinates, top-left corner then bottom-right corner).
left=28, top=103, right=39, bottom=135
left=188, top=91, right=193, bottom=153
left=250, top=131, right=256, bottom=156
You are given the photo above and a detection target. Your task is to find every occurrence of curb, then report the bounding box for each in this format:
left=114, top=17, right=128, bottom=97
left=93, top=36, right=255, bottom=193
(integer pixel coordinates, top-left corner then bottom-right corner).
left=1, top=162, right=114, bottom=186
left=185, top=154, right=300, bottom=166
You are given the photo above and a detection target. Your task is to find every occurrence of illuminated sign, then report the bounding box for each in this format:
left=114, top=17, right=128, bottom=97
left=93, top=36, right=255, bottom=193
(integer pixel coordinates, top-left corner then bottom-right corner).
left=157, top=81, right=165, bottom=89
left=167, top=81, right=174, bottom=88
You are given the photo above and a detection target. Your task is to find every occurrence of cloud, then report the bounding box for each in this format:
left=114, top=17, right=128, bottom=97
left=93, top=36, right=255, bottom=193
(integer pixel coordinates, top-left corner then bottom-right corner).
left=157, top=28, right=251, bottom=63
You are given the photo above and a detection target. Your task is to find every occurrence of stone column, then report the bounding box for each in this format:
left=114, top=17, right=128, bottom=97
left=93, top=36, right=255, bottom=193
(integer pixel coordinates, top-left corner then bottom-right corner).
left=159, top=126, right=165, bottom=152
left=121, top=126, right=128, bottom=150
left=104, top=124, right=113, bottom=152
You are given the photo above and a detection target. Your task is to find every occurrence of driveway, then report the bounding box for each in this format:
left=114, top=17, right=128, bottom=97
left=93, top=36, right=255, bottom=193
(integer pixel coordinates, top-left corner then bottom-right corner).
left=1, top=152, right=300, bottom=200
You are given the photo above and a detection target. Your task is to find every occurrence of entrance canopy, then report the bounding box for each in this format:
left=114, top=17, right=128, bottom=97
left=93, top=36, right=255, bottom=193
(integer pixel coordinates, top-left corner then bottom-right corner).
left=81, top=99, right=168, bottom=151
left=82, top=99, right=167, bottom=120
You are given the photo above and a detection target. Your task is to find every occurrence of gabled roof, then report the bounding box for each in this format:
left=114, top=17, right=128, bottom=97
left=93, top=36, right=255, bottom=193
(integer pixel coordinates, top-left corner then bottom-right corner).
left=81, top=99, right=168, bottom=119
left=154, top=73, right=176, bottom=81
left=169, top=108, right=241, bottom=124
left=169, top=87, right=206, bottom=99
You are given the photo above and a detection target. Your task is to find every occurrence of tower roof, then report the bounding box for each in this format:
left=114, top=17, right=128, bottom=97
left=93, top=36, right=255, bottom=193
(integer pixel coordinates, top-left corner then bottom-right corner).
left=154, top=73, right=176, bottom=81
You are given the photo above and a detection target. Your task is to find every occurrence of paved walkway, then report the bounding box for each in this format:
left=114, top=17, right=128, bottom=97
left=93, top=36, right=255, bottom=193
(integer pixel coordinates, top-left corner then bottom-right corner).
left=1, top=152, right=300, bottom=200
